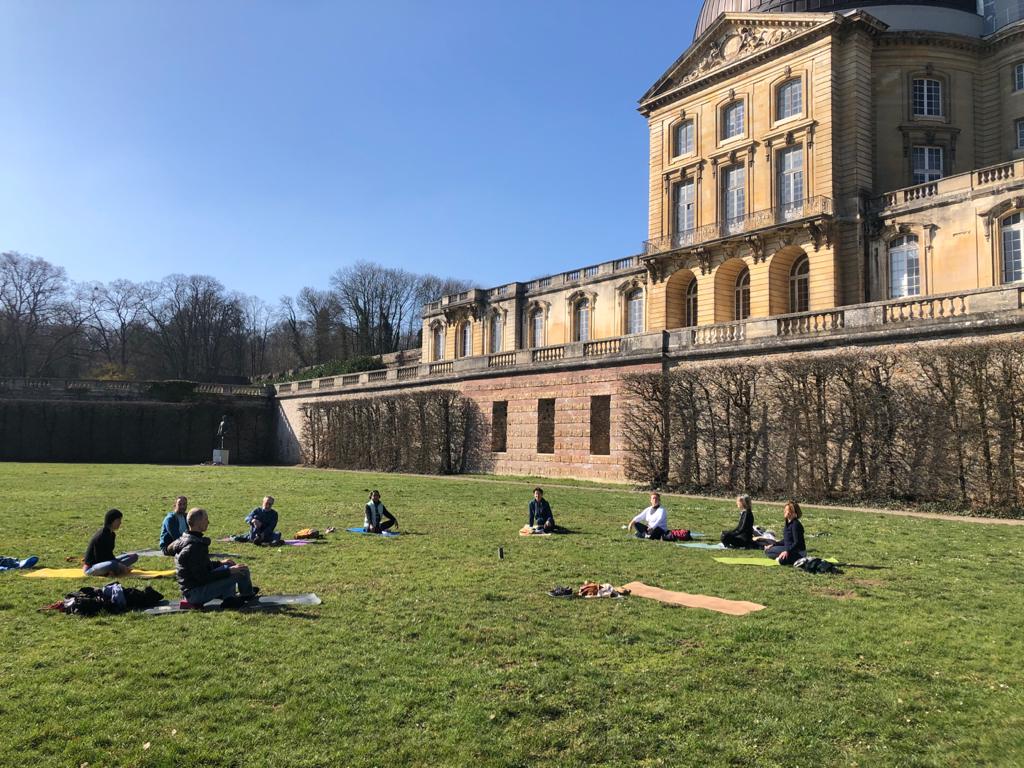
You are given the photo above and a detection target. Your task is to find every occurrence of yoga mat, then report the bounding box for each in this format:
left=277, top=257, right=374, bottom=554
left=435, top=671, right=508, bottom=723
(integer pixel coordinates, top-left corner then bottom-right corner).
left=25, top=568, right=175, bottom=580
left=713, top=556, right=838, bottom=566
left=677, top=542, right=726, bottom=550
left=345, top=527, right=399, bottom=537
left=621, top=581, right=765, bottom=616
left=130, top=550, right=241, bottom=558
left=145, top=593, right=321, bottom=615
left=520, top=530, right=552, bottom=537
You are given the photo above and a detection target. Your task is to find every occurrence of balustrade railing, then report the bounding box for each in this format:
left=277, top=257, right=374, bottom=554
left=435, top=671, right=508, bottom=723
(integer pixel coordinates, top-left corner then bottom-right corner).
left=397, top=366, right=418, bottom=381
left=584, top=339, right=621, bottom=356
left=691, top=321, right=745, bottom=346
left=342, top=374, right=361, bottom=386
left=429, top=361, right=454, bottom=375
left=317, top=377, right=335, bottom=388
left=777, top=311, right=845, bottom=337
left=367, top=370, right=387, bottom=382
left=488, top=352, right=516, bottom=368
left=532, top=345, right=565, bottom=363
left=883, top=294, right=968, bottom=323
left=976, top=161, right=1015, bottom=186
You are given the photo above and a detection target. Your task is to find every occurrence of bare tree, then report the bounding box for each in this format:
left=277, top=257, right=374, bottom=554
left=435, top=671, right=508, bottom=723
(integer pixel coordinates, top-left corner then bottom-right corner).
left=80, top=278, right=155, bottom=377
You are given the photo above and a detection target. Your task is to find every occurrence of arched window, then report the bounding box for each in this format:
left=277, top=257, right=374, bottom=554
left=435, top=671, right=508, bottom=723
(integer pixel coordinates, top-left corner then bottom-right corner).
left=625, top=289, right=644, bottom=335
left=456, top=322, right=472, bottom=358
left=789, top=255, right=810, bottom=313
left=489, top=312, right=503, bottom=354
left=573, top=298, right=590, bottom=342
left=1002, top=212, right=1024, bottom=283
left=685, top=277, right=698, bottom=328
left=673, top=119, right=695, bottom=157
left=529, top=308, right=544, bottom=348
left=431, top=325, right=444, bottom=362
left=721, top=100, right=745, bottom=141
left=734, top=267, right=750, bottom=321
left=776, top=77, right=802, bottom=121
left=889, top=235, right=921, bottom=298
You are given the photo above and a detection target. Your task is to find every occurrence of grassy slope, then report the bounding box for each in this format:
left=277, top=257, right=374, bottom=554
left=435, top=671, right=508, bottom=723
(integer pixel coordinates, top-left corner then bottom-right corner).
left=0, top=463, right=1021, bottom=768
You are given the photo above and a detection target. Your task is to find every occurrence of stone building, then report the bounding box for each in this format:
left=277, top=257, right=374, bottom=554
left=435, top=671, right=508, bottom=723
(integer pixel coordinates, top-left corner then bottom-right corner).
left=276, top=1, right=1024, bottom=480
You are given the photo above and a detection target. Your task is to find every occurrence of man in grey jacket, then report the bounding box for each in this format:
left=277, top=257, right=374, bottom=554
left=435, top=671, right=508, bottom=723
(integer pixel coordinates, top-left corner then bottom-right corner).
left=167, top=508, right=258, bottom=607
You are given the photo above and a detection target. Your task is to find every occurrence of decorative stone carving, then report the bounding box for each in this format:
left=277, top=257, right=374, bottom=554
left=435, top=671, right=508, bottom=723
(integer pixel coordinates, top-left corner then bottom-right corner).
left=682, top=25, right=796, bottom=85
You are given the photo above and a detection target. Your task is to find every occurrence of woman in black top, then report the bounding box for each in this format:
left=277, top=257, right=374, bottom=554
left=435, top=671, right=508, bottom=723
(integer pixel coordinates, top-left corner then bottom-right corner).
left=764, top=501, right=806, bottom=565
left=83, top=509, right=138, bottom=576
left=721, top=494, right=755, bottom=548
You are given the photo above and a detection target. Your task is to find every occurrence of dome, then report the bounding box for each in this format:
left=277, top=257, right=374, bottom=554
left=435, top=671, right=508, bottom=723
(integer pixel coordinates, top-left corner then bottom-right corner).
left=694, top=0, right=982, bottom=40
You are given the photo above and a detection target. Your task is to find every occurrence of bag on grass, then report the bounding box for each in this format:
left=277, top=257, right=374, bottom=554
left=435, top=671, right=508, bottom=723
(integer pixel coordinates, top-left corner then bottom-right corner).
left=294, top=528, right=321, bottom=539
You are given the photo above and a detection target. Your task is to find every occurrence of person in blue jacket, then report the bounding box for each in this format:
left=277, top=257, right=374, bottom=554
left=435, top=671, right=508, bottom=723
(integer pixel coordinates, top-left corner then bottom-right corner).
left=764, top=501, right=806, bottom=565
left=245, top=496, right=281, bottom=545
left=528, top=487, right=557, bottom=532
left=159, top=495, right=189, bottom=555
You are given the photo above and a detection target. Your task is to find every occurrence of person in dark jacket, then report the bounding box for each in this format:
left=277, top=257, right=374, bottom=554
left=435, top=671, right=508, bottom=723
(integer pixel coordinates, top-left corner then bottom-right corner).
left=364, top=490, right=398, bottom=533
left=159, top=495, right=189, bottom=555
left=244, top=496, right=281, bottom=545
left=764, top=501, right=806, bottom=565
left=83, top=509, right=139, bottom=576
left=528, top=487, right=557, bottom=532
left=167, top=508, right=258, bottom=606
left=721, top=494, right=756, bottom=548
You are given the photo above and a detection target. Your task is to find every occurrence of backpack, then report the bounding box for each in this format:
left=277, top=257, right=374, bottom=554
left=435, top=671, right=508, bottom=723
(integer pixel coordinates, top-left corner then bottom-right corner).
left=794, top=557, right=841, bottom=575
left=294, top=528, right=321, bottom=539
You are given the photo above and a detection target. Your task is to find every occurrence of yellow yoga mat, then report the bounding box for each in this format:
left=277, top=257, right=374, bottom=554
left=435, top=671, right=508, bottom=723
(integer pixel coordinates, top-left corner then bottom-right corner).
left=24, top=568, right=175, bottom=580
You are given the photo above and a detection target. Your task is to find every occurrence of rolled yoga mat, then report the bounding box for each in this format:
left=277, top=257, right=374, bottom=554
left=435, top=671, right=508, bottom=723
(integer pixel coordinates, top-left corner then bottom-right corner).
left=620, top=581, right=765, bottom=616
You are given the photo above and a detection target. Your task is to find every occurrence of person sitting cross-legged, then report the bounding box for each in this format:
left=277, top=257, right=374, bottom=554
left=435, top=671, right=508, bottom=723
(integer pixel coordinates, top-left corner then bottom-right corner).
left=167, top=508, right=259, bottom=607
left=83, top=509, right=139, bottom=576
left=364, top=490, right=398, bottom=534
left=528, top=487, right=557, bottom=532
left=764, top=501, right=807, bottom=565
left=159, top=495, right=190, bottom=555
left=628, top=492, right=670, bottom=540
left=244, top=495, right=281, bottom=545
left=721, top=494, right=756, bottom=549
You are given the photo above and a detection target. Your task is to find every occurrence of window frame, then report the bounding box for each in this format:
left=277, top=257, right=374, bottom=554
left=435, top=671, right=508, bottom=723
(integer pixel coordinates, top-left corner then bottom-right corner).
left=775, top=77, right=803, bottom=123
left=1017, top=118, right=1024, bottom=150
left=888, top=235, right=922, bottom=299
left=911, top=145, right=944, bottom=184
left=776, top=144, right=805, bottom=218
left=1015, top=63, right=1024, bottom=93
left=1001, top=212, right=1024, bottom=284
left=431, top=324, right=445, bottom=362
left=720, top=99, right=746, bottom=143
left=684, top=276, right=698, bottom=328
left=722, top=163, right=747, bottom=233
left=572, top=298, right=591, bottom=343
left=488, top=312, right=503, bottom=354
left=673, top=177, right=696, bottom=237
left=625, top=288, right=644, bottom=335
left=789, top=255, right=810, bottom=314
left=912, top=77, right=944, bottom=119
left=671, top=118, right=696, bottom=159
left=528, top=307, right=545, bottom=348
left=456, top=321, right=472, bottom=359
left=734, top=267, right=751, bottom=321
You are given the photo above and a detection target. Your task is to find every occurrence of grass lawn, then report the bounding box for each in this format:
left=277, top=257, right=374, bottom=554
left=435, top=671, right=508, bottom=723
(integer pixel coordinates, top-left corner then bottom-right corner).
left=0, top=463, right=1022, bottom=768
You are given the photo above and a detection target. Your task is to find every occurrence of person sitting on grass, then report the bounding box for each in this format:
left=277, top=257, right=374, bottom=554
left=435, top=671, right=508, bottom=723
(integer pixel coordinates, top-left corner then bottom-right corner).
left=159, top=495, right=190, bottom=555
left=628, top=492, right=670, bottom=540
left=721, top=494, right=756, bottom=549
left=245, top=495, right=281, bottom=545
left=83, top=509, right=139, bottom=576
left=764, top=501, right=806, bottom=565
left=528, top=487, right=557, bottom=532
left=168, top=507, right=259, bottom=607
left=364, top=490, right=398, bottom=534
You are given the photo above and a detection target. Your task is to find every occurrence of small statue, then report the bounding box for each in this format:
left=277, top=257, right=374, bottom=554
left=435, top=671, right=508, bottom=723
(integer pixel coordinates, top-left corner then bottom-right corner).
left=216, top=414, right=231, bottom=450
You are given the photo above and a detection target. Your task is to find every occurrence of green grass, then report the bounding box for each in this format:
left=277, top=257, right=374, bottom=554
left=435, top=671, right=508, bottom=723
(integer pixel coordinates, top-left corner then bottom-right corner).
left=0, top=463, right=1022, bottom=768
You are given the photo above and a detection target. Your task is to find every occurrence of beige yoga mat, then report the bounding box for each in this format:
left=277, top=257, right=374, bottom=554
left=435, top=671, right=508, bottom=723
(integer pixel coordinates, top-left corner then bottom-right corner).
left=620, top=581, right=766, bottom=616
left=24, top=568, right=176, bottom=580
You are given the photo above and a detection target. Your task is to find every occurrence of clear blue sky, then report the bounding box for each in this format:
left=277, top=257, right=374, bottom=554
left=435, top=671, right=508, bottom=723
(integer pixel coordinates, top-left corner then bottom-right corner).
left=0, top=1, right=699, bottom=303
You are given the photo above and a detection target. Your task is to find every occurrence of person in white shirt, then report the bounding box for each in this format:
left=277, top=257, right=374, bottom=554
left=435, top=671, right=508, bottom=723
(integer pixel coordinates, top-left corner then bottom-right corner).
left=628, top=492, right=669, bottom=539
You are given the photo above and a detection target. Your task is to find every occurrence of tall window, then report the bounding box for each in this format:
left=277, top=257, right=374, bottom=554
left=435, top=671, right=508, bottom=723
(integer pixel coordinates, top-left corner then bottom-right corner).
left=529, top=308, right=544, bottom=348
left=912, top=78, right=942, bottom=117
left=573, top=298, right=590, bottom=342
left=721, top=101, right=745, bottom=140
left=912, top=146, right=943, bottom=184
left=685, top=277, right=698, bottom=328
left=734, top=267, right=751, bottom=321
left=491, top=401, right=508, bottom=453
left=673, top=119, right=695, bottom=157
left=589, top=395, right=611, bottom=456
left=489, top=312, right=503, bottom=354
left=1017, top=119, right=1024, bottom=150
left=1003, top=213, right=1023, bottom=283
left=777, top=145, right=804, bottom=219
left=1015, top=63, right=1024, bottom=92
left=789, top=255, right=810, bottom=313
left=889, top=236, right=921, bottom=298
left=626, top=289, right=644, bottom=335
left=432, top=326, right=444, bottom=361
left=537, top=398, right=555, bottom=454
left=723, top=165, right=746, bottom=233
left=457, top=322, right=472, bottom=358
left=674, top=178, right=695, bottom=241
left=777, top=78, right=802, bottom=120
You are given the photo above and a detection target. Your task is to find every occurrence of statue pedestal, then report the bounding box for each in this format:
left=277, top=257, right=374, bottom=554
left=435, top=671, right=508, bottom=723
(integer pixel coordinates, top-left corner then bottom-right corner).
left=212, top=449, right=230, bottom=465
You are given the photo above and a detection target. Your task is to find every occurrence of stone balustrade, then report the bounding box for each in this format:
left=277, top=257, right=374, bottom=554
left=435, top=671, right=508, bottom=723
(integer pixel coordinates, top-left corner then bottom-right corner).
left=0, top=378, right=272, bottom=399
left=878, top=160, right=1023, bottom=214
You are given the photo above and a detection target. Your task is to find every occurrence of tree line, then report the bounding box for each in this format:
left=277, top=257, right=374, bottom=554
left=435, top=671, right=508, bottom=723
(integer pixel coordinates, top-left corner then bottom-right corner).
left=0, top=251, right=471, bottom=381
left=621, top=338, right=1024, bottom=517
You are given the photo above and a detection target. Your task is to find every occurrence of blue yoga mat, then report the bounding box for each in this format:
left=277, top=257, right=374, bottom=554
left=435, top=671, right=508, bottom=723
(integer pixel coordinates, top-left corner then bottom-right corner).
left=346, top=527, right=399, bottom=537
left=677, top=542, right=726, bottom=550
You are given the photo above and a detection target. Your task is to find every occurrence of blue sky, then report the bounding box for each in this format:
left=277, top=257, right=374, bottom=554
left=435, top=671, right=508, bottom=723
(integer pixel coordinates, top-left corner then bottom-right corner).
left=0, top=1, right=700, bottom=302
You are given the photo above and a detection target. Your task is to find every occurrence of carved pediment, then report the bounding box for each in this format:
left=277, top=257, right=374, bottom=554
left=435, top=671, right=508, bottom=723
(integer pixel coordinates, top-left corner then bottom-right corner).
left=640, top=15, right=831, bottom=110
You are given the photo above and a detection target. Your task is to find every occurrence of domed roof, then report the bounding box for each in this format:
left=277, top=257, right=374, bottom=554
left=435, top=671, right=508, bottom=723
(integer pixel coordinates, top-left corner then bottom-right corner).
left=694, top=0, right=980, bottom=40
